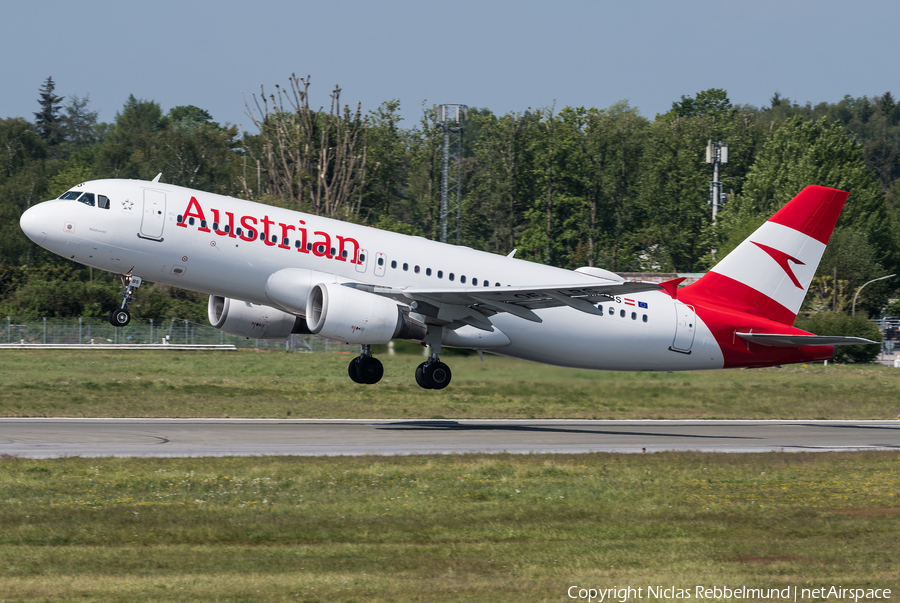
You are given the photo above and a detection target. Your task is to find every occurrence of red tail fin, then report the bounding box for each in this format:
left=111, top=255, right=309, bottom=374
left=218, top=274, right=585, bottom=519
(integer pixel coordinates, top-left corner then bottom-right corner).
left=680, top=186, right=848, bottom=325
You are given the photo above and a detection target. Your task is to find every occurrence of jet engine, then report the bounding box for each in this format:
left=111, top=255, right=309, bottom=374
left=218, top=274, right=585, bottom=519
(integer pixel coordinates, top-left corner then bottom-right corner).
left=208, top=295, right=311, bottom=339
left=305, top=282, right=426, bottom=344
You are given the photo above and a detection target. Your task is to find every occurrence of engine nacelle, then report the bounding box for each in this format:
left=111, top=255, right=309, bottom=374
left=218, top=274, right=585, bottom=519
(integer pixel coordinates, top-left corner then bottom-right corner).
left=208, top=295, right=311, bottom=339
left=264, top=268, right=344, bottom=315
left=305, top=282, right=426, bottom=344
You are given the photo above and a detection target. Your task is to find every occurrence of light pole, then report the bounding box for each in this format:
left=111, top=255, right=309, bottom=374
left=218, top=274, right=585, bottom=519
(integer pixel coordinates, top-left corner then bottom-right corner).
left=852, top=274, right=895, bottom=316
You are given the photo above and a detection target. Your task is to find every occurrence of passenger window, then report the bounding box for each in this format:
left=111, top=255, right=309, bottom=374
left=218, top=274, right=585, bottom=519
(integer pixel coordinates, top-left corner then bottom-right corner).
left=378, top=257, right=384, bottom=265
left=306, top=243, right=312, bottom=250
left=403, top=263, right=408, bottom=271
left=631, top=312, right=637, bottom=320
left=460, top=275, right=466, bottom=284
left=472, top=278, right=478, bottom=286
left=642, top=314, right=648, bottom=323
left=330, top=247, right=336, bottom=256
left=414, top=265, right=420, bottom=274
left=189, top=217, right=195, bottom=225
left=201, top=220, right=207, bottom=228
left=359, top=253, right=366, bottom=262
left=494, top=282, right=500, bottom=287
left=343, top=250, right=349, bottom=258
left=437, top=270, right=443, bottom=278
left=484, top=281, right=489, bottom=287
left=283, top=238, right=290, bottom=246
left=598, top=305, right=603, bottom=314
left=391, top=260, right=397, bottom=269
left=177, top=214, right=183, bottom=223
left=449, top=273, right=455, bottom=281
left=426, top=268, right=431, bottom=276
left=236, top=228, right=242, bottom=236
left=620, top=309, right=625, bottom=318
left=98, top=195, right=110, bottom=209
left=78, top=193, right=95, bottom=206
left=608, top=307, right=614, bottom=315
left=213, top=222, right=219, bottom=230
left=295, top=240, right=302, bottom=248
left=271, top=235, right=277, bottom=244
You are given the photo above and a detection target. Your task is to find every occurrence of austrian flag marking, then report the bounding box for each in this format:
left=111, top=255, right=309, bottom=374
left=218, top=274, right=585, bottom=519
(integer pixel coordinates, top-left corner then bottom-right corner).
left=624, top=298, right=635, bottom=306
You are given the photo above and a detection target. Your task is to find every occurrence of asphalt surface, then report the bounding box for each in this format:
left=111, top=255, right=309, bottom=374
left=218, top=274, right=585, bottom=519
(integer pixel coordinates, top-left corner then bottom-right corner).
left=0, top=418, right=898, bottom=458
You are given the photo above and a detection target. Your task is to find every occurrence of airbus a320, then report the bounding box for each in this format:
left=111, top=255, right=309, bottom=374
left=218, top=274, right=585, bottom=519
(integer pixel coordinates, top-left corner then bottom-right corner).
left=19, top=178, right=873, bottom=389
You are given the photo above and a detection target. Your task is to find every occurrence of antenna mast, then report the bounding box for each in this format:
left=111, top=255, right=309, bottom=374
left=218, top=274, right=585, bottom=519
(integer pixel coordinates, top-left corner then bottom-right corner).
left=435, top=104, right=468, bottom=244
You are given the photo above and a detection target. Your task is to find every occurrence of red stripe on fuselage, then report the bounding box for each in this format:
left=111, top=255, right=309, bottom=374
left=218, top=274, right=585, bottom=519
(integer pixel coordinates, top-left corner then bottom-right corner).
left=678, top=273, right=833, bottom=368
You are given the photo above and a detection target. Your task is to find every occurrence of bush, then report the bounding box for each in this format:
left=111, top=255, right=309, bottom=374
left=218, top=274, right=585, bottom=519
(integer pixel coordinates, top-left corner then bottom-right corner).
left=794, top=312, right=882, bottom=363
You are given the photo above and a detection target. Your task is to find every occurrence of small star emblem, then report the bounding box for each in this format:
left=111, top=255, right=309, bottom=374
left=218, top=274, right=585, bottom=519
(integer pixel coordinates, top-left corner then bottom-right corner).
left=122, top=199, right=134, bottom=210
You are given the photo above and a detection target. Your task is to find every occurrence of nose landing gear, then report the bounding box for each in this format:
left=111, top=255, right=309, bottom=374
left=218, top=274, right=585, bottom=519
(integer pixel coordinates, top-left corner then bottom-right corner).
left=109, top=274, right=142, bottom=327
left=348, top=344, right=384, bottom=385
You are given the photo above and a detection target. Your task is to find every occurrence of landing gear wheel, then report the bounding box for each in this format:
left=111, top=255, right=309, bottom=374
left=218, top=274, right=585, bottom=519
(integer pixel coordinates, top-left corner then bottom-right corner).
left=109, top=308, right=131, bottom=327
left=428, top=362, right=452, bottom=390
left=348, top=357, right=363, bottom=384
left=356, top=356, right=384, bottom=384
left=415, top=362, right=434, bottom=389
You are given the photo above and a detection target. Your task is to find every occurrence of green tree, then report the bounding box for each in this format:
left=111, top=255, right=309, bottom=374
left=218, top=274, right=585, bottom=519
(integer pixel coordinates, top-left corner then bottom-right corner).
left=718, top=117, right=891, bottom=269
left=33, top=77, right=65, bottom=146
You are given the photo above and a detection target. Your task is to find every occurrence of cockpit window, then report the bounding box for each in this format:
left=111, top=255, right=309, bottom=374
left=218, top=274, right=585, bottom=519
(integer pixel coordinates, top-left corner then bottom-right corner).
left=98, top=195, right=110, bottom=209
left=59, top=191, right=82, bottom=200
left=78, top=193, right=95, bottom=207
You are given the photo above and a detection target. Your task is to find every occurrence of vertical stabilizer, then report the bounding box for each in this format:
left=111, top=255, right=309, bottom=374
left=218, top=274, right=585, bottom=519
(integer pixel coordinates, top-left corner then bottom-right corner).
left=680, top=186, right=848, bottom=325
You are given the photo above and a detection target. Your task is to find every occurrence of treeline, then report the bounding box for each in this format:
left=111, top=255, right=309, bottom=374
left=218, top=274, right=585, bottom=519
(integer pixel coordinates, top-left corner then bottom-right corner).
left=2, top=77, right=900, bottom=323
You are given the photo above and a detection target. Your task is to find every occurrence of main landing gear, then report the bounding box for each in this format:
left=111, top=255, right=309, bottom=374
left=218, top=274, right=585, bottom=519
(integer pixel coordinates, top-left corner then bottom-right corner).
left=346, top=341, right=453, bottom=390
left=109, top=274, right=142, bottom=327
left=414, top=326, right=451, bottom=390
left=415, top=357, right=452, bottom=390
left=349, top=344, right=384, bottom=385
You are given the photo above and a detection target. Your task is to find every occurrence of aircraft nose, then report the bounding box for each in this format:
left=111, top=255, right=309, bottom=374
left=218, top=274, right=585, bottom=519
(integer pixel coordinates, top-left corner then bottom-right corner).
left=20, top=203, right=49, bottom=245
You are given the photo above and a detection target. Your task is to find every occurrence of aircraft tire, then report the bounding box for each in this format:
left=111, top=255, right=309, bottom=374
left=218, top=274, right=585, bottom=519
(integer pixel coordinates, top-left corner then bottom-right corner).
left=357, top=356, right=383, bottom=384
left=415, top=362, right=434, bottom=389
left=348, top=358, right=363, bottom=384
left=428, top=362, right=452, bottom=390
left=109, top=309, right=131, bottom=327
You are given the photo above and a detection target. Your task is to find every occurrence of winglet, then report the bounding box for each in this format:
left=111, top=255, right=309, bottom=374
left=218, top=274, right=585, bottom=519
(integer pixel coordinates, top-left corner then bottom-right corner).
left=506, top=248, right=517, bottom=259
left=659, top=277, right=686, bottom=299
left=152, top=173, right=162, bottom=183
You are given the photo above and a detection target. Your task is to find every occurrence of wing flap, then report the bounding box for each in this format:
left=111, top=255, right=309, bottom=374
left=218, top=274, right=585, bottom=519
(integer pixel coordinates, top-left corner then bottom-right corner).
left=736, top=332, right=877, bottom=347
left=347, top=280, right=662, bottom=325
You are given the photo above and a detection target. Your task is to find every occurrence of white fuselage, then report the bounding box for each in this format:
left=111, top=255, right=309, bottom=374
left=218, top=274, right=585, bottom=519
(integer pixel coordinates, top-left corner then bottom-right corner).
left=20, top=179, right=725, bottom=371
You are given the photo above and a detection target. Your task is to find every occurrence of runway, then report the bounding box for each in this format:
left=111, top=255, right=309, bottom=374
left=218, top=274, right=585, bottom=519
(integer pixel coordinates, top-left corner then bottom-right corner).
left=0, top=418, right=898, bottom=458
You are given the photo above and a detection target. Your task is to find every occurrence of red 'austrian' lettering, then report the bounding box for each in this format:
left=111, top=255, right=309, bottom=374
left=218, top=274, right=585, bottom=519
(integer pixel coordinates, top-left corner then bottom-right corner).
left=179, top=197, right=361, bottom=264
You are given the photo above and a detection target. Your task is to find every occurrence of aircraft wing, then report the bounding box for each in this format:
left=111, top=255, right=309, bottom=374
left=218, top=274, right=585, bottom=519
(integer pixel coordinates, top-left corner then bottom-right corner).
left=347, top=280, right=664, bottom=330
left=735, top=333, right=877, bottom=347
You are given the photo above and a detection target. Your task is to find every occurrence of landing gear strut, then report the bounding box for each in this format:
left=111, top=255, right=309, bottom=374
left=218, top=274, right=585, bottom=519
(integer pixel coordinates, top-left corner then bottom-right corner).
left=415, top=326, right=452, bottom=389
left=349, top=344, right=383, bottom=385
left=109, top=274, right=142, bottom=327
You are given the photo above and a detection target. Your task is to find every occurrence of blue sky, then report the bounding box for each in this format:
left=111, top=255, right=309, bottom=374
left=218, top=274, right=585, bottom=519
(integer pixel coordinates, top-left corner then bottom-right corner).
left=3, top=0, right=898, bottom=131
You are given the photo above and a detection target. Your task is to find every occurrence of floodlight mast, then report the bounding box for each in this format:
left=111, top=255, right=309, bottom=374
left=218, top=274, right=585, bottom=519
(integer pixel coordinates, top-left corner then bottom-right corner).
left=435, top=104, right=468, bottom=244
left=706, top=140, right=728, bottom=224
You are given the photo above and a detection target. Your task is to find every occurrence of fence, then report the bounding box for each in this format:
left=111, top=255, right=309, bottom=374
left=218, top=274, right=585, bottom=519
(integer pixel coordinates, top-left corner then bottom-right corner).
left=2, top=316, right=352, bottom=353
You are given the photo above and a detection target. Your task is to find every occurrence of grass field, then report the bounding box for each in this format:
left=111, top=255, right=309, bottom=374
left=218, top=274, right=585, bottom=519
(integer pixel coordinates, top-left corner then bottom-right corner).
left=0, top=349, right=899, bottom=419
left=0, top=452, right=897, bottom=602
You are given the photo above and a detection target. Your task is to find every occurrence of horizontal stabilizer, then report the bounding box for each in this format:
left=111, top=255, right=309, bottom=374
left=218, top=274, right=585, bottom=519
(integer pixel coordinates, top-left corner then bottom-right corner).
left=736, top=332, right=877, bottom=348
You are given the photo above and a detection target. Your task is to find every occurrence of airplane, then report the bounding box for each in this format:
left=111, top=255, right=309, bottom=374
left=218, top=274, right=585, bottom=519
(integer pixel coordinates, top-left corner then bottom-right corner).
left=18, top=177, right=875, bottom=388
